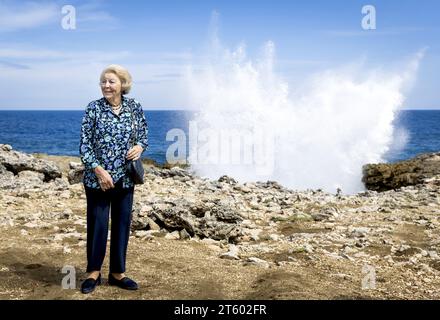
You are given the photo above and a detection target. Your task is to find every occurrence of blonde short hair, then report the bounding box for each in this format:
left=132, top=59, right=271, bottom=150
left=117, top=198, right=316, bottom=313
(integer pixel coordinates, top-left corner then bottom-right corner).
left=100, top=64, right=132, bottom=95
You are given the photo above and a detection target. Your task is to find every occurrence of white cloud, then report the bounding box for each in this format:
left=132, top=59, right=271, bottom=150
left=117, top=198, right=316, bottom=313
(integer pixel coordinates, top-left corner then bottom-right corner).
left=74, top=1, right=121, bottom=31
left=0, top=44, right=194, bottom=109
left=0, top=1, right=58, bottom=31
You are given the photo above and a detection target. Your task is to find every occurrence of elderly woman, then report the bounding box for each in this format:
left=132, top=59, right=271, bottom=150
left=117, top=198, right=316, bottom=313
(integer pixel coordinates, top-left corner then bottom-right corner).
left=79, top=64, right=148, bottom=294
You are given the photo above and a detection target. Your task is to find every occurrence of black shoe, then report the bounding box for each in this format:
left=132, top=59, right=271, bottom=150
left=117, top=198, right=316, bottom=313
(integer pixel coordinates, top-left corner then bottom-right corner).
left=108, top=273, right=138, bottom=290
left=80, top=273, right=101, bottom=294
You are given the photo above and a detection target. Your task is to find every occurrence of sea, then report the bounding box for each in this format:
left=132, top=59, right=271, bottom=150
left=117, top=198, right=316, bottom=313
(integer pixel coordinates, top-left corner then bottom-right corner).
left=0, top=110, right=439, bottom=165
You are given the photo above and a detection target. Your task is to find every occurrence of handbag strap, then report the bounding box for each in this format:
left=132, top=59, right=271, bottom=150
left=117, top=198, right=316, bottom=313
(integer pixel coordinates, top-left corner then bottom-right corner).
left=129, top=103, right=138, bottom=148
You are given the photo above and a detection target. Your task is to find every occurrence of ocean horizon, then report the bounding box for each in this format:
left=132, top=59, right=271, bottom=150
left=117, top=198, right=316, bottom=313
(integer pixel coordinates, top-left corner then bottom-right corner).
left=0, top=109, right=440, bottom=166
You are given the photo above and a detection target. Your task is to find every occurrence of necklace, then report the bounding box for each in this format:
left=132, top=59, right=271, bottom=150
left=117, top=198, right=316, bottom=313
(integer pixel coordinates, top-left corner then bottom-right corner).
left=111, top=103, right=122, bottom=115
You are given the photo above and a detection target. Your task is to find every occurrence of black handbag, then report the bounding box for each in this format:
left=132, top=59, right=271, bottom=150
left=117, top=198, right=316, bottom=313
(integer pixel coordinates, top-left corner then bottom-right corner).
left=127, top=105, right=145, bottom=184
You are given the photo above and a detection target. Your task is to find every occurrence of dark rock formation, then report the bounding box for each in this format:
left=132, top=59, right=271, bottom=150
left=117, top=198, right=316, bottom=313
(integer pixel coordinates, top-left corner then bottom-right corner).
left=145, top=166, right=194, bottom=179
left=362, top=152, right=440, bottom=191
left=131, top=200, right=243, bottom=243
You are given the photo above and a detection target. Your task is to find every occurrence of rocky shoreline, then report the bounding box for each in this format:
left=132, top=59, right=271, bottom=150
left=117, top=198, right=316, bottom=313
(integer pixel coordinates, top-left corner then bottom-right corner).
left=1, top=144, right=440, bottom=299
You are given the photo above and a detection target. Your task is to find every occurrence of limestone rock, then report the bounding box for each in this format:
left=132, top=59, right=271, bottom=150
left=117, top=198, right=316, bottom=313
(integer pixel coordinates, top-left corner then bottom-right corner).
left=219, top=244, right=240, bottom=260
left=218, top=175, right=237, bottom=185
left=244, top=257, right=270, bottom=268
left=0, top=144, right=62, bottom=181
left=68, top=162, right=84, bottom=185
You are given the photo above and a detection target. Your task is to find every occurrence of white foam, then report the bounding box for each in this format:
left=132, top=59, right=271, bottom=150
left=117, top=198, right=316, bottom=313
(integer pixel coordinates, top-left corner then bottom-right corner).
left=185, top=33, right=424, bottom=194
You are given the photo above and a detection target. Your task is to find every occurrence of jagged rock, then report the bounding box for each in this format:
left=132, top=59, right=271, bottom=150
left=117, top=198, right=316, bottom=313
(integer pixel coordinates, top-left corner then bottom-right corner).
left=165, top=230, right=180, bottom=240
left=52, top=178, right=70, bottom=191
left=69, top=162, right=83, bottom=170
left=179, top=228, right=191, bottom=240
left=68, top=162, right=84, bottom=184
left=1, top=144, right=12, bottom=152
left=311, top=207, right=339, bottom=221
left=169, top=166, right=191, bottom=177
left=0, top=163, right=9, bottom=174
left=147, top=217, right=161, bottom=231
left=131, top=198, right=243, bottom=242
left=134, top=230, right=150, bottom=238
left=363, top=152, right=440, bottom=191
left=233, top=184, right=252, bottom=193
left=210, top=206, right=243, bottom=223
left=0, top=144, right=62, bottom=181
left=349, top=227, right=369, bottom=238
left=146, top=166, right=193, bottom=179
left=197, top=218, right=242, bottom=243
left=0, top=164, right=15, bottom=189
left=189, top=203, right=212, bottom=217
left=257, top=180, right=284, bottom=190
left=151, top=206, right=198, bottom=235
left=131, top=207, right=156, bottom=230
left=17, top=170, right=44, bottom=183
left=218, top=175, right=237, bottom=184
left=428, top=251, right=439, bottom=260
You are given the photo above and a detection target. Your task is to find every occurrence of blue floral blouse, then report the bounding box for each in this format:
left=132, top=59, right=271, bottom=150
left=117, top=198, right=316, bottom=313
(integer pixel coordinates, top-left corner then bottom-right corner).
left=79, top=96, right=148, bottom=189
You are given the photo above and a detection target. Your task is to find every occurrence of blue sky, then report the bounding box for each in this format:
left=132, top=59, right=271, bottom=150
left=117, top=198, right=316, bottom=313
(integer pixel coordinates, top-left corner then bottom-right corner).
left=0, top=0, right=438, bottom=109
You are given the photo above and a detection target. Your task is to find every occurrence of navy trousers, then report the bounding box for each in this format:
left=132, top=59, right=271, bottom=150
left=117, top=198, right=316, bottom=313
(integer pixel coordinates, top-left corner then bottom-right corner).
left=85, top=180, right=134, bottom=274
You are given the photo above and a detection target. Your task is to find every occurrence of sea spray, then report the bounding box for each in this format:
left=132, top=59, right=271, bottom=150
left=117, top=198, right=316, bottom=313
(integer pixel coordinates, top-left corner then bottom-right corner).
left=185, top=40, right=423, bottom=194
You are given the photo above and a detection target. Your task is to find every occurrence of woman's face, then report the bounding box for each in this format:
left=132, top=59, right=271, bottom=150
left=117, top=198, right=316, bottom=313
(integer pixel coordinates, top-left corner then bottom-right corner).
left=100, top=72, right=122, bottom=101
